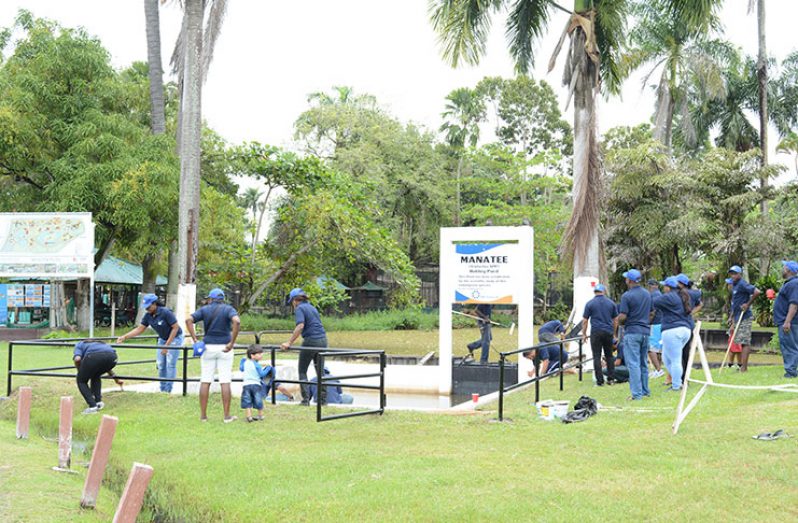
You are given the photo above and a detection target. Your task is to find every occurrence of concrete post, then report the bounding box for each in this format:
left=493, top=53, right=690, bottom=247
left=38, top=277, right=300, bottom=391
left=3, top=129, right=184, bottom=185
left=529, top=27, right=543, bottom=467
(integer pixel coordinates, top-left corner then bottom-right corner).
left=58, top=396, right=73, bottom=469
left=80, top=415, right=118, bottom=508
left=112, top=463, right=154, bottom=523
left=16, top=386, right=32, bottom=439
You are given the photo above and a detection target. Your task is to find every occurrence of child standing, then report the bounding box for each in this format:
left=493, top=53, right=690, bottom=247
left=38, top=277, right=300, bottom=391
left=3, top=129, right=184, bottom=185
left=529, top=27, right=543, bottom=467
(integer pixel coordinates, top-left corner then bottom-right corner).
left=240, top=346, right=269, bottom=422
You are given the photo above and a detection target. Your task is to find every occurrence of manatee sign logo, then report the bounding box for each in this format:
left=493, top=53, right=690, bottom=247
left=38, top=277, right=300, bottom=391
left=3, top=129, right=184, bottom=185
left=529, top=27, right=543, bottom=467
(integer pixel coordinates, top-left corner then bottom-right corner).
left=453, top=243, right=518, bottom=304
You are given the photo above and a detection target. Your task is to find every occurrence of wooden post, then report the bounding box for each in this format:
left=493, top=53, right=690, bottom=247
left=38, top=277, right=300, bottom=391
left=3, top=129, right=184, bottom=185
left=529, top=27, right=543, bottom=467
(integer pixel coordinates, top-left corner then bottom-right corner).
left=80, top=415, right=118, bottom=509
left=112, top=463, right=154, bottom=523
left=58, top=396, right=73, bottom=469
left=16, top=386, right=31, bottom=439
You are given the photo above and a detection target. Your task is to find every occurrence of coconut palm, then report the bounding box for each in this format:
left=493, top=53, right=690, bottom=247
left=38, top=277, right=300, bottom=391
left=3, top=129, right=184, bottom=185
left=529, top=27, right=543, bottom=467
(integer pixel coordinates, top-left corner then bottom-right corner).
left=440, top=87, right=485, bottom=225
left=622, top=0, right=725, bottom=153
left=144, top=0, right=166, bottom=135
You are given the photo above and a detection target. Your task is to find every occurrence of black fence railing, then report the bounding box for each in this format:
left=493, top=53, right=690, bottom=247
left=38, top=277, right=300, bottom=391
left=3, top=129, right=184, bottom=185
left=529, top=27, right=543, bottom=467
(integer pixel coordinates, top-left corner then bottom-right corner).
left=6, top=333, right=385, bottom=423
left=498, top=337, right=592, bottom=421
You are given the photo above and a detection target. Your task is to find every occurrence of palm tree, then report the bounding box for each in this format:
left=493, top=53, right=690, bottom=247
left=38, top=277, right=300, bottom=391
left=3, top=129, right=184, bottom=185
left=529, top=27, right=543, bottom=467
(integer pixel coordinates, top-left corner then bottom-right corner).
left=750, top=0, right=769, bottom=214
left=430, top=0, right=629, bottom=300
left=440, top=87, right=485, bottom=225
left=144, top=0, right=166, bottom=135
left=622, top=0, right=725, bottom=153
left=777, top=133, right=798, bottom=177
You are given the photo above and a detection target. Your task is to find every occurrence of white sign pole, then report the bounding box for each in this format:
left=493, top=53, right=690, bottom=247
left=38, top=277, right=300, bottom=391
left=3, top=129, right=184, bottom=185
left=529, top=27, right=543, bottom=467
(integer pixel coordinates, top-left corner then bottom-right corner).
left=438, top=226, right=534, bottom=394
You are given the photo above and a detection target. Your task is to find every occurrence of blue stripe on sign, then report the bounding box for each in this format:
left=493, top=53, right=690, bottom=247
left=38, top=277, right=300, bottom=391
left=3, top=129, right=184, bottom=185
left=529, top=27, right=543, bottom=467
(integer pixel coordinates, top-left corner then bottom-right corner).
left=455, top=244, right=501, bottom=255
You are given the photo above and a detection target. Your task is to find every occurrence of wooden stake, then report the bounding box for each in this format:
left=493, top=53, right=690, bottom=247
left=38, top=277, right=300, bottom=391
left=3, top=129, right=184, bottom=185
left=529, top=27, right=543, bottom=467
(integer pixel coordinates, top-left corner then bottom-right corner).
left=719, top=312, right=744, bottom=375
left=80, top=415, right=118, bottom=509
left=57, top=396, right=73, bottom=469
left=16, top=386, right=32, bottom=439
left=112, top=463, right=154, bottom=523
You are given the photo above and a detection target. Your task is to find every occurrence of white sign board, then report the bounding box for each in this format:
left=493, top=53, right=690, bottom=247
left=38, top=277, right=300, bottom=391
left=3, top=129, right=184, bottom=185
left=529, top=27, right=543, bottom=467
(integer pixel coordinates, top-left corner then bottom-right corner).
left=439, top=227, right=534, bottom=394
left=0, top=213, right=94, bottom=278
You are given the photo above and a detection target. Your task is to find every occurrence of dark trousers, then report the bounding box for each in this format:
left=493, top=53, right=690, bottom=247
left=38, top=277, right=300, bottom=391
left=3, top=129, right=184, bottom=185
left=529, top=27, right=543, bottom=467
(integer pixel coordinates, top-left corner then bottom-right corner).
left=591, top=331, right=615, bottom=384
left=76, top=352, right=117, bottom=408
left=299, top=337, right=328, bottom=403
left=681, top=332, right=694, bottom=375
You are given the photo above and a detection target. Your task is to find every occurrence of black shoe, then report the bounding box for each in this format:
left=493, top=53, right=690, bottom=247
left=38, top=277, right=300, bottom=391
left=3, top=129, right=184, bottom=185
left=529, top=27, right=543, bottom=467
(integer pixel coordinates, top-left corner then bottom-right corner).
left=300, top=400, right=310, bottom=406
left=595, top=382, right=604, bottom=387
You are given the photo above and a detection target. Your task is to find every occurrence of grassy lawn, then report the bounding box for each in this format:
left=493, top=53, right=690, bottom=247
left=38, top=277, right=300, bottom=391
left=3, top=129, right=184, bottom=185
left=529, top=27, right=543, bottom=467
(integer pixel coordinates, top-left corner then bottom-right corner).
left=2, top=339, right=798, bottom=522
left=0, top=418, right=119, bottom=521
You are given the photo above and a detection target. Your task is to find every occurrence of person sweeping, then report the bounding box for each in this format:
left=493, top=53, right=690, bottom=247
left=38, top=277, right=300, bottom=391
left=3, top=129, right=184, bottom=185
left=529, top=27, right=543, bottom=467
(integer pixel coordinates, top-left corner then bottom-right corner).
left=727, top=265, right=760, bottom=372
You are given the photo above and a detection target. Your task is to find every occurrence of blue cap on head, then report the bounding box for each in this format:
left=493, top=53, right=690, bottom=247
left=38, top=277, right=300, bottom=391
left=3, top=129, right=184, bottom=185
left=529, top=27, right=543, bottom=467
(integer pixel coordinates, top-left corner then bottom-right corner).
left=207, top=288, right=225, bottom=300
left=663, top=277, right=680, bottom=289
left=725, top=278, right=733, bottom=284
left=728, top=265, right=743, bottom=274
left=783, top=261, right=798, bottom=274
left=676, top=274, right=690, bottom=286
left=594, top=284, right=606, bottom=293
left=141, top=293, right=158, bottom=308
left=623, top=269, right=642, bottom=283
left=288, top=288, right=307, bottom=302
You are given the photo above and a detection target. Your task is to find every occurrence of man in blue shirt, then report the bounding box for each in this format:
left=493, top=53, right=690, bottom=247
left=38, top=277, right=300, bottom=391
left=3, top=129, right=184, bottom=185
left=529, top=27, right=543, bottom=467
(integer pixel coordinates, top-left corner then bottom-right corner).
left=73, top=340, right=118, bottom=413
left=647, top=279, right=665, bottom=378
left=773, top=261, right=798, bottom=378
left=727, top=265, right=760, bottom=372
left=581, top=284, right=618, bottom=386
left=281, top=288, right=328, bottom=405
left=186, top=288, right=241, bottom=422
left=117, top=294, right=184, bottom=393
left=466, top=304, right=493, bottom=364
left=538, top=319, right=566, bottom=344
left=617, top=269, right=652, bottom=400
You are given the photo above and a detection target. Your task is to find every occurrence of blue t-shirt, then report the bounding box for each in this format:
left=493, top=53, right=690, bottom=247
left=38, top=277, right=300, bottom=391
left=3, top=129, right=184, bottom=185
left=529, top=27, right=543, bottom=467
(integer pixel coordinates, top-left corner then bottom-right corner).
left=309, top=370, right=344, bottom=404
left=649, top=289, right=663, bottom=324
left=619, top=285, right=652, bottom=335
left=538, top=345, right=564, bottom=363
left=141, top=306, right=182, bottom=340
left=475, top=304, right=492, bottom=321
left=653, top=292, right=692, bottom=331
left=73, top=341, right=116, bottom=359
left=731, top=279, right=757, bottom=321
left=540, top=320, right=565, bottom=335
left=686, top=288, right=702, bottom=328
left=191, top=302, right=238, bottom=345
left=295, top=301, right=326, bottom=340
left=582, top=295, right=618, bottom=334
left=774, top=277, right=798, bottom=326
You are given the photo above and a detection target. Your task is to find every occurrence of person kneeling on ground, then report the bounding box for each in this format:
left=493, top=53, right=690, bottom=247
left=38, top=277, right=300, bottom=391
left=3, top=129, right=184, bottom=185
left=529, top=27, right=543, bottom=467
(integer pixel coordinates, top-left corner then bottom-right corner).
left=603, top=339, right=629, bottom=383
left=73, top=340, right=121, bottom=414
left=522, top=344, right=571, bottom=378
left=538, top=319, right=566, bottom=344
left=309, top=367, right=354, bottom=404
left=239, top=346, right=275, bottom=422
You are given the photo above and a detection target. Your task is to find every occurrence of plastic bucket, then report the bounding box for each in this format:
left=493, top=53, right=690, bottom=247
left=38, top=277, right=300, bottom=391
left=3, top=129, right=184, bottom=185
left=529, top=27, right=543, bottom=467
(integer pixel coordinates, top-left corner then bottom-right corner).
left=535, top=400, right=554, bottom=421
left=551, top=401, right=570, bottom=419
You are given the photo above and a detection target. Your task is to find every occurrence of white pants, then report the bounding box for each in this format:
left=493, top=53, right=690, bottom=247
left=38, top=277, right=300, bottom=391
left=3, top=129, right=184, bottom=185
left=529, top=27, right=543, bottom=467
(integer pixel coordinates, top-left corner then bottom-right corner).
left=200, top=344, right=233, bottom=384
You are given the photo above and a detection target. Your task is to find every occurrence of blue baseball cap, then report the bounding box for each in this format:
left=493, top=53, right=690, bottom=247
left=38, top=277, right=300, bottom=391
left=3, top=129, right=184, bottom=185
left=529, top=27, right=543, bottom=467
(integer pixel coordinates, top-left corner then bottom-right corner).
left=594, top=284, right=606, bottom=293
left=623, top=269, right=642, bottom=282
left=783, top=260, right=798, bottom=274
left=728, top=265, right=743, bottom=274
left=725, top=278, right=733, bottom=284
left=663, top=277, right=680, bottom=289
left=288, top=288, right=307, bottom=302
left=141, top=293, right=158, bottom=308
left=207, top=288, right=225, bottom=300
left=676, top=274, right=690, bottom=286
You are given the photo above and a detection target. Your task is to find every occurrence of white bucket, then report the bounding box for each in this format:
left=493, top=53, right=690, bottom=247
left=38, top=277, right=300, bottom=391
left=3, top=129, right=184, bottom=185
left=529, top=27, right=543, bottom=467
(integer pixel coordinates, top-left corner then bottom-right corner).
left=551, top=400, right=570, bottom=419
left=535, top=400, right=554, bottom=421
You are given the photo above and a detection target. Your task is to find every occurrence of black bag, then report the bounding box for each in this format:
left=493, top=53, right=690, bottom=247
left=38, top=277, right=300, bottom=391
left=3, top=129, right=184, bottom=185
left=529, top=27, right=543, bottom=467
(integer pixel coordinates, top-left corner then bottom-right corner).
left=561, top=395, right=598, bottom=424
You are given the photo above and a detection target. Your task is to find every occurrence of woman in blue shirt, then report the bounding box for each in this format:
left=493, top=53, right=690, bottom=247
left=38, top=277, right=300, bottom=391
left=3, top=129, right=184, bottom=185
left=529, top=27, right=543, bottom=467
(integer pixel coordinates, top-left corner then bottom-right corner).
left=281, top=288, right=328, bottom=406
left=653, top=277, right=693, bottom=391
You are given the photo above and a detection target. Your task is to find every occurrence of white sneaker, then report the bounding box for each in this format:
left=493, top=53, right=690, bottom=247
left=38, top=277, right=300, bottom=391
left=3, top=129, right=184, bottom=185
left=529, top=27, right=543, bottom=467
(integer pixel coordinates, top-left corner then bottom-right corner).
left=649, top=370, right=665, bottom=378
left=96, top=401, right=105, bottom=410
left=82, top=407, right=99, bottom=415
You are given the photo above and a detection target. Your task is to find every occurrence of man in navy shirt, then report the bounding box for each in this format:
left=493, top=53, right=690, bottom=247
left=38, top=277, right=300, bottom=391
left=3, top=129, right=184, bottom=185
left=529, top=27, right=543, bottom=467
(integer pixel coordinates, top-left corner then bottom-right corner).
left=618, top=269, right=652, bottom=400
left=581, top=284, right=618, bottom=386
left=538, top=319, right=566, bottom=344
left=727, top=265, right=760, bottom=372
left=773, top=261, right=798, bottom=378
left=466, top=304, right=493, bottom=364
left=117, top=294, right=184, bottom=393
left=523, top=344, right=569, bottom=377
left=73, top=340, right=118, bottom=413
left=187, top=288, right=241, bottom=422
left=281, top=288, right=328, bottom=405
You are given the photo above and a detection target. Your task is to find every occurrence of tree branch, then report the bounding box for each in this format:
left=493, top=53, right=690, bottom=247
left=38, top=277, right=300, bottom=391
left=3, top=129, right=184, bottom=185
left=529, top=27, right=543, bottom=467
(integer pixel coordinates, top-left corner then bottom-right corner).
left=247, top=242, right=314, bottom=308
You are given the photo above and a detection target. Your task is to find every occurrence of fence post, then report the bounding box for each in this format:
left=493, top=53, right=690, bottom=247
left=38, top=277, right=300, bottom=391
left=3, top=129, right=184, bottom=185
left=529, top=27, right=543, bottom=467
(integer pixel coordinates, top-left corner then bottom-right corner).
left=315, top=353, right=324, bottom=423
left=181, top=347, right=188, bottom=397
left=270, top=347, right=276, bottom=405
left=498, top=354, right=505, bottom=421
left=57, top=396, right=73, bottom=469
left=534, top=354, right=540, bottom=404
left=559, top=343, right=564, bottom=391
left=16, top=385, right=32, bottom=439
left=578, top=339, right=583, bottom=382
left=81, top=415, right=119, bottom=509
left=112, top=463, right=154, bottom=523
left=6, top=341, right=14, bottom=397
left=379, top=352, right=386, bottom=413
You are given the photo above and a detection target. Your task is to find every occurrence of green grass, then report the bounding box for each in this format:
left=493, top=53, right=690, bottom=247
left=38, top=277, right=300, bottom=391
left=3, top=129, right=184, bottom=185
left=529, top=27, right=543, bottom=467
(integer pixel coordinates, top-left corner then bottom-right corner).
left=0, top=419, right=119, bottom=521
left=2, top=340, right=798, bottom=521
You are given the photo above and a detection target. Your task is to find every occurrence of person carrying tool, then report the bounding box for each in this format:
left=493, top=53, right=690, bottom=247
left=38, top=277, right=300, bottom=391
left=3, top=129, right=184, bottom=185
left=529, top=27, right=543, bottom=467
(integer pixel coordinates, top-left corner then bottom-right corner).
left=727, top=265, right=760, bottom=372
left=466, top=303, right=493, bottom=363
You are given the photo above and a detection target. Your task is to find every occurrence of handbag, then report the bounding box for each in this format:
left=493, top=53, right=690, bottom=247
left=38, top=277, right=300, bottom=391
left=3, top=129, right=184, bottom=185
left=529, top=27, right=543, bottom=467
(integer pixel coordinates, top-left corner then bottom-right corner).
left=193, top=303, right=224, bottom=357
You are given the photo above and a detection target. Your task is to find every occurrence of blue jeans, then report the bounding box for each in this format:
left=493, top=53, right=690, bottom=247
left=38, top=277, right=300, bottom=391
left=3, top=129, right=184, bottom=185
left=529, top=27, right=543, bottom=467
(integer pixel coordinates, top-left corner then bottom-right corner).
left=778, top=326, right=798, bottom=378
left=467, top=322, right=492, bottom=363
left=622, top=332, right=650, bottom=399
left=662, top=327, right=691, bottom=390
left=156, top=335, right=183, bottom=392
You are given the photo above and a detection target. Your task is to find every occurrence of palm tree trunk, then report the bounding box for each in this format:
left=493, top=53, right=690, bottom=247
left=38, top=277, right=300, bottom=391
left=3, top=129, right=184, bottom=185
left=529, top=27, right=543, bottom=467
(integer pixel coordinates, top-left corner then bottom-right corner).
left=144, top=0, right=165, bottom=135
left=177, top=0, right=203, bottom=286
left=756, top=0, right=768, bottom=205
left=167, top=240, right=179, bottom=307
left=653, top=73, right=674, bottom=153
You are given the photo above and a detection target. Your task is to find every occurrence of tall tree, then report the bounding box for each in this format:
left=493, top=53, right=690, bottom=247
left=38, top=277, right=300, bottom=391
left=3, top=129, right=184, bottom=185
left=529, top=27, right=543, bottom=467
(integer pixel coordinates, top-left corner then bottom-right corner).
left=430, top=0, right=628, bottom=312
left=751, top=0, right=769, bottom=216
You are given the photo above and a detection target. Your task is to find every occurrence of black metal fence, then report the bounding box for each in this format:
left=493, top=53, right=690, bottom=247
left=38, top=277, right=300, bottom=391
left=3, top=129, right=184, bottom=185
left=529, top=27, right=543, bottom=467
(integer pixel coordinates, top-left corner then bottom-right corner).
left=497, top=336, right=592, bottom=421
left=5, top=333, right=386, bottom=423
